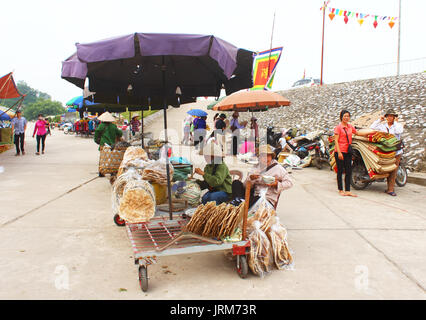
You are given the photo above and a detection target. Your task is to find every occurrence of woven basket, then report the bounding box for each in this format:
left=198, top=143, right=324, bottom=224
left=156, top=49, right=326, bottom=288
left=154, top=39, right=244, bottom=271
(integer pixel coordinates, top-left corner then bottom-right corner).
left=99, top=146, right=127, bottom=175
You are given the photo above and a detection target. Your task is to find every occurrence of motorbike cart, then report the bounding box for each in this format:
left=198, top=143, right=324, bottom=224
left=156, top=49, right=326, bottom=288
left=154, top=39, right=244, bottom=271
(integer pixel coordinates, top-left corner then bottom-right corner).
left=350, top=149, right=408, bottom=190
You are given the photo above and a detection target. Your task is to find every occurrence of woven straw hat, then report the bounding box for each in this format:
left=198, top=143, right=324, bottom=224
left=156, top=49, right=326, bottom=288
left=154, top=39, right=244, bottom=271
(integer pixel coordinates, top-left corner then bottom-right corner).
left=384, top=109, right=398, bottom=117
left=259, top=144, right=275, bottom=155
left=202, top=142, right=224, bottom=157
left=98, top=111, right=116, bottom=122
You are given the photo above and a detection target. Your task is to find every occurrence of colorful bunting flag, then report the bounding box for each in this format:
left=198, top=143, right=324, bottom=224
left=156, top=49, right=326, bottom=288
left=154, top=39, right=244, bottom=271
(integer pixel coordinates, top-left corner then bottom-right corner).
left=325, top=7, right=397, bottom=29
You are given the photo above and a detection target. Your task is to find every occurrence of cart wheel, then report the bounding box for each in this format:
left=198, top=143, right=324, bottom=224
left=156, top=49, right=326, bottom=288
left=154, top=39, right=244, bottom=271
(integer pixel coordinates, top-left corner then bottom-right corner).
left=139, top=266, right=148, bottom=292
left=99, top=172, right=105, bottom=177
left=236, top=255, right=248, bottom=279
left=113, top=214, right=125, bottom=227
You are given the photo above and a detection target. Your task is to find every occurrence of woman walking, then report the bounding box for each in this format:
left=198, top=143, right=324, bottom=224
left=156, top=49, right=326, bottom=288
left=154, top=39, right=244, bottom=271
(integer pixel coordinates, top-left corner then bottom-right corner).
left=182, top=115, right=193, bottom=145
left=333, top=110, right=368, bottom=197
left=33, top=114, right=48, bottom=155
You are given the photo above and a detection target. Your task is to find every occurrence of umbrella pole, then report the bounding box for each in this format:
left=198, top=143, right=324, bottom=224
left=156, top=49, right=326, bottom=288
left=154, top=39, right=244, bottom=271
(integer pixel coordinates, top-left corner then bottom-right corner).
left=141, top=109, right=144, bottom=149
left=161, top=61, right=173, bottom=220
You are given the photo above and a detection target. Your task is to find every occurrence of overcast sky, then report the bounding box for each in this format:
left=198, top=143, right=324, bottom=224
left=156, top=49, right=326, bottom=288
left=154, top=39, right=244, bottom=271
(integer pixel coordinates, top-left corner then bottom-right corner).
left=1, top=0, right=425, bottom=105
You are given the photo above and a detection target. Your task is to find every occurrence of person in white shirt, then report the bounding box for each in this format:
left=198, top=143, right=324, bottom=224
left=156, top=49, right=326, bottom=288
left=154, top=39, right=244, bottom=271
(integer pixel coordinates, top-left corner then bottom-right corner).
left=370, top=109, right=404, bottom=196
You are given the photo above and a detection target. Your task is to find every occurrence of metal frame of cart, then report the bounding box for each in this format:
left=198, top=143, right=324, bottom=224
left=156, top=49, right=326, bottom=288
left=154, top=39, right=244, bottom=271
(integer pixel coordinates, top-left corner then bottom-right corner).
left=123, top=183, right=253, bottom=292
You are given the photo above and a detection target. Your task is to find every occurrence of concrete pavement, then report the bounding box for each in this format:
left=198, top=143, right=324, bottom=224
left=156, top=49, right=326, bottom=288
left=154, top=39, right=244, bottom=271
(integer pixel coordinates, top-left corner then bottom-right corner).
left=0, top=108, right=425, bottom=299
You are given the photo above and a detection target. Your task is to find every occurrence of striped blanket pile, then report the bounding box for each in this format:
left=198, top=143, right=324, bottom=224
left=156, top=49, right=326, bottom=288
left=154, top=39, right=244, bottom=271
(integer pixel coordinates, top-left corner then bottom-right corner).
left=329, top=131, right=399, bottom=180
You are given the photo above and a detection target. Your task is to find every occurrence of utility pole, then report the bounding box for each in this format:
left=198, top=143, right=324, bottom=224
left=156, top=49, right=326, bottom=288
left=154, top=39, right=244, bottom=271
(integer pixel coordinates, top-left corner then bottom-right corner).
left=397, top=0, right=401, bottom=76
left=320, top=1, right=327, bottom=85
left=266, top=10, right=276, bottom=86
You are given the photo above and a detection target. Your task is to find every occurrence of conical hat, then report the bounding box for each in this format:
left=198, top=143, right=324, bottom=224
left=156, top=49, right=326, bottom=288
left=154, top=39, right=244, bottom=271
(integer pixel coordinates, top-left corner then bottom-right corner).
left=259, top=144, right=275, bottom=155
left=98, top=111, right=116, bottom=122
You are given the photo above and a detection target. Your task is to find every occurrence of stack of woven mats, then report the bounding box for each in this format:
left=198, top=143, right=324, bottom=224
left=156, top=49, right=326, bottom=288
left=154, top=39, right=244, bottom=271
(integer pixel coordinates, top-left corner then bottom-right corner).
left=329, top=131, right=400, bottom=180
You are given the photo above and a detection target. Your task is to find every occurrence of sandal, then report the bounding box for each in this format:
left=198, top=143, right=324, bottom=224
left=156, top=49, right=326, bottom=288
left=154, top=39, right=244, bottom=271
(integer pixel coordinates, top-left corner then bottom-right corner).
left=386, top=191, right=397, bottom=196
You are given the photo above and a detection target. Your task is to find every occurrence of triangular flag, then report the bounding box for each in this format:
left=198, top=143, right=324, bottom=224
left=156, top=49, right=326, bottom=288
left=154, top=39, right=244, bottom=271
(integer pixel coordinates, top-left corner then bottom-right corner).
left=373, top=20, right=378, bottom=28
left=358, top=19, right=364, bottom=26
left=329, top=12, right=335, bottom=21
left=344, top=15, right=349, bottom=24
left=389, top=21, right=395, bottom=28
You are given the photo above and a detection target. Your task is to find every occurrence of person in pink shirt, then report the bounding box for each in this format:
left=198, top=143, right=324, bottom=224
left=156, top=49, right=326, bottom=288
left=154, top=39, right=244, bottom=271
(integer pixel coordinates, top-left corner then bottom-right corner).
left=33, top=113, right=48, bottom=155
left=334, top=110, right=369, bottom=197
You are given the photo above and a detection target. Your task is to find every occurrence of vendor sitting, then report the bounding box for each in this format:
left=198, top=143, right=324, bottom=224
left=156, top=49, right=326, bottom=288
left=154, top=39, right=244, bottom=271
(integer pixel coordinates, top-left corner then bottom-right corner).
left=232, top=144, right=293, bottom=208
left=194, top=141, right=232, bottom=205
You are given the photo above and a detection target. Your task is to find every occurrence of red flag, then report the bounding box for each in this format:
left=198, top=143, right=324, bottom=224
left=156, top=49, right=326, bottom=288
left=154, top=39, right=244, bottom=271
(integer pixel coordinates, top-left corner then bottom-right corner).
left=0, top=73, right=24, bottom=99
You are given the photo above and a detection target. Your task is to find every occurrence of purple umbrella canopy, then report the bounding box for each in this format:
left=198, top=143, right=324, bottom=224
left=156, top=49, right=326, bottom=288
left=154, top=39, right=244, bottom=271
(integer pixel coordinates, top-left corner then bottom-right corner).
left=61, top=33, right=254, bottom=109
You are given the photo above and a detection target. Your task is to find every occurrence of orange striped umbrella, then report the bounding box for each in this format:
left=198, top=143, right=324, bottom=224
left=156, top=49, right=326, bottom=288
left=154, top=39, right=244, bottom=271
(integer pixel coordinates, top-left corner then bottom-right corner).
left=212, top=90, right=290, bottom=112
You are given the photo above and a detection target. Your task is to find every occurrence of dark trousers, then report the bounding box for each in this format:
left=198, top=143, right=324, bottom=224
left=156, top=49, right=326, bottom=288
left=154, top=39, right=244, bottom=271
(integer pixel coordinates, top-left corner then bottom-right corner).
left=335, top=152, right=352, bottom=191
left=232, top=135, right=239, bottom=155
left=14, top=133, right=25, bottom=154
left=231, top=180, right=259, bottom=207
left=36, top=134, right=47, bottom=152
left=194, top=132, right=206, bottom=149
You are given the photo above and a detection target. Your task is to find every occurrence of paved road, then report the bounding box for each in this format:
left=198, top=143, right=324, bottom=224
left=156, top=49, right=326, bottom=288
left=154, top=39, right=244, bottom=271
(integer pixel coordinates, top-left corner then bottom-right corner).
left=0, top=107, right=425, bottom=299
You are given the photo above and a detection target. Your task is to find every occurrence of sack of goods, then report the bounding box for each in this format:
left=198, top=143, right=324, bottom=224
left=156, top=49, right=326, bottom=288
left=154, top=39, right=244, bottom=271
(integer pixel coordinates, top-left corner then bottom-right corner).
left=184, top=202, right=245, bottom=240
left=174, top=180, right=201, bottom=207
left=111, top=168, right=143, bottom=215
left=118, top=180, right=156, bottom=223
left=246, top=190, right=293, bottom=277
left=142, top=159, right=174, bottom=185
left=117, top=146, right=150, bottom=176
left=329, top=129, right=399, bottom=180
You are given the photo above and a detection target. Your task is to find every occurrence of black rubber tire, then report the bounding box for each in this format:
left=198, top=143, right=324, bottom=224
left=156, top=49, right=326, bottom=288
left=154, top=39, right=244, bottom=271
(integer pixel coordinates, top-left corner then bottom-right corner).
left=113, top=214, right=125, bottom=227
left=139, top=266, right=148, bottom=292
left=351, top=163, right=370, bottom=190
left=236, top=255, right=248, bottom=279
left=396, top=164, right=408, bottom=187
left=98, top=172, right=105, bottom=177
left=314, top=156, right=322, bottom=170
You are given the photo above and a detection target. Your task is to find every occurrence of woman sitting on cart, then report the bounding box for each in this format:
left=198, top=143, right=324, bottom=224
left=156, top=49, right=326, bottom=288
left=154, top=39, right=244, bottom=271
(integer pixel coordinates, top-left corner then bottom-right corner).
left=232, top=144, right=293, bottom=209
left=94, top=111, right=123, bottom=149
left=194, top=141, right=232, bottom=205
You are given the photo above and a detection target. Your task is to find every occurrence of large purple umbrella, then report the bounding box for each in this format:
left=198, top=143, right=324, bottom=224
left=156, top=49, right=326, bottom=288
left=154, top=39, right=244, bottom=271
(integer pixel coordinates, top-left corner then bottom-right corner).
left=61, top=33, right=254, bottom=218
left=61, top=33, right=254, bottom=107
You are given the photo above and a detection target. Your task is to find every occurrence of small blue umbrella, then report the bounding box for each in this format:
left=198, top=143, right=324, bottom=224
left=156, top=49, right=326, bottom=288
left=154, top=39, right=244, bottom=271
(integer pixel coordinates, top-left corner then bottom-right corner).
left=187, top=109, right=208, bottom=117
left=77, top=100, right=96, bottom=109
left=0, top=112, right=11, bottom=121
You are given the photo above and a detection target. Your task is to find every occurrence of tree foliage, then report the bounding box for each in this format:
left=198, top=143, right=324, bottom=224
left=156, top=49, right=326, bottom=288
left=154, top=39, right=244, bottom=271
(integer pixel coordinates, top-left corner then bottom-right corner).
left=23, top=99, right=66, bottom=120
left=1, top=81, right=65, bottom=120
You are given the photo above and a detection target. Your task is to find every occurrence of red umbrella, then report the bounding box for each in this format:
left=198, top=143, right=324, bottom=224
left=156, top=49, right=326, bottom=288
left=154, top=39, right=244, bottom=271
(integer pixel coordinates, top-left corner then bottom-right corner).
left=212, top=90, right=290, bottom=112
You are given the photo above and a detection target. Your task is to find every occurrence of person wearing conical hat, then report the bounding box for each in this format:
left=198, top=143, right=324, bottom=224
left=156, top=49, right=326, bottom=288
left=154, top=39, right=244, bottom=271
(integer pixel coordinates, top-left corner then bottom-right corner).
left=370, top=109, right=404, bottom=196
left=231, top=144, right=293, bottom=208
left=94, top=112, right=123, bottom=150
left=194, top=141, right=232, bottom=205
left=131, top=115, right=141, bottom=137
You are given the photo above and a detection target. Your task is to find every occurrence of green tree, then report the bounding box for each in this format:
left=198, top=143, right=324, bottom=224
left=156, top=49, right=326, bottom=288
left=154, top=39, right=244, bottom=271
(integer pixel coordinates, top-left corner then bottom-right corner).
left=23, top=99, right=66, bottom=120
left=2, top=81, right=51, bottom=109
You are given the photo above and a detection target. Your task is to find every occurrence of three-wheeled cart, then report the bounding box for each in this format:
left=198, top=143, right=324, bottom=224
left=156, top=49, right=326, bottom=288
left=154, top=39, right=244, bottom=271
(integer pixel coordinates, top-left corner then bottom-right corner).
left=122, top=183, right=253, bottom=292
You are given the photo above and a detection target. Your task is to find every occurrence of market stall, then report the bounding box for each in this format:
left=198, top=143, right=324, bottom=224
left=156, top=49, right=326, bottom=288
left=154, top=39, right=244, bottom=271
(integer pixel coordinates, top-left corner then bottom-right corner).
left=61, top=33, right=293, bottom=291
left=0, top=73, right=26, bottom=153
